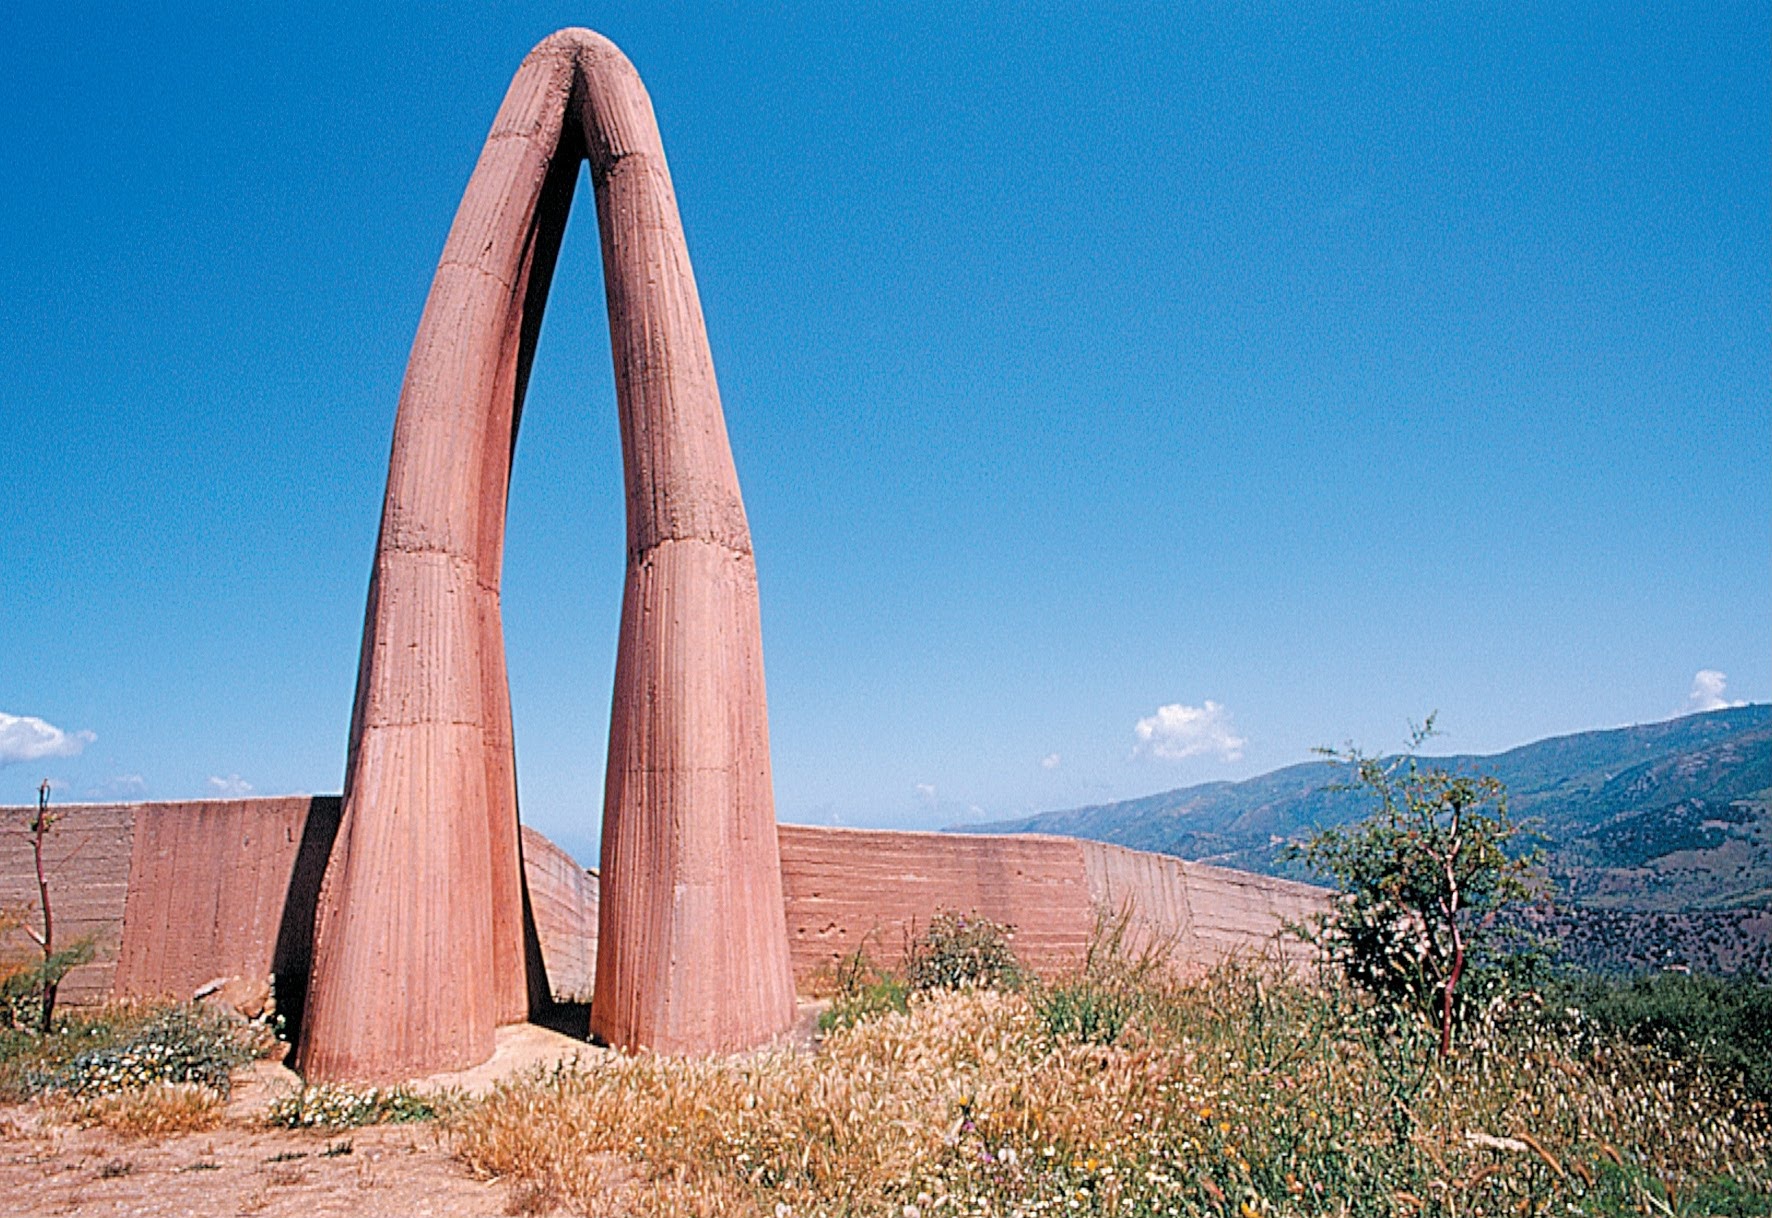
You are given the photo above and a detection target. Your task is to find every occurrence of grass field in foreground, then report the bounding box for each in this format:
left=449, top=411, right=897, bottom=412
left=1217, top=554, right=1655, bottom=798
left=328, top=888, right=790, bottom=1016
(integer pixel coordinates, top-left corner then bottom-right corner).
left=452, top=958, right=1770, bottom=1217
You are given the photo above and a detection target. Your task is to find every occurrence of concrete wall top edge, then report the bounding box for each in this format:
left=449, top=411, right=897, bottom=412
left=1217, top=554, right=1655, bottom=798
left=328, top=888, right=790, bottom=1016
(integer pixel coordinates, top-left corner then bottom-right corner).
left=5, top=796, right=326, bottom=814
left=779, top=822, right=1097, bottom=849
left=1078, top=837, right=1333, bottom=901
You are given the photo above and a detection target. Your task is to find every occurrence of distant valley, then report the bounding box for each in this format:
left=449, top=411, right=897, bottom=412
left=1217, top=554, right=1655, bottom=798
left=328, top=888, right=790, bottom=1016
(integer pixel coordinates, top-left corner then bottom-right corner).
left=959, top=705, right=1771, bottom=975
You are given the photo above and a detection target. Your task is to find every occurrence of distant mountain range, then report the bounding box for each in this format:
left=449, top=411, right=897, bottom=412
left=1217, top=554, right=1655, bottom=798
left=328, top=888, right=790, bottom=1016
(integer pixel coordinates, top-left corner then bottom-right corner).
left=957, top=705, right=1772, bottom=975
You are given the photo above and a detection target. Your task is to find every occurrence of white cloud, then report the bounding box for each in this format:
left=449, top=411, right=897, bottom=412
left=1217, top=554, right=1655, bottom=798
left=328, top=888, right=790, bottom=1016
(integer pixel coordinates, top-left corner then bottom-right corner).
left=1133, top=700, right=1246, bottom=763
left=914, top=782, right=937, bottom=805
left=207, top=774, right=255, bottom=797
left=1687, top=670, right=1746, bottom=714
left=0, top=713, right=96, bottom=766
left=1040, top=753, right=1061, bottom=770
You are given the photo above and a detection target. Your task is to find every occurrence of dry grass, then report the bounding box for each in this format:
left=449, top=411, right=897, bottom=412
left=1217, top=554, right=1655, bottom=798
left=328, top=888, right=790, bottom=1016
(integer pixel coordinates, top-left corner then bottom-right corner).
left=450, top=966, right=1771, bottom=1217
left=65, top=1081, right=225, bottom=1137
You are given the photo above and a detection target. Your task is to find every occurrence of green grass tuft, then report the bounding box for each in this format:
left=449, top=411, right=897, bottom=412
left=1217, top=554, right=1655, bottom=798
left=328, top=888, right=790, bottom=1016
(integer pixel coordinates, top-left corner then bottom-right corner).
left=266, top=1083, right=443, bottom=1129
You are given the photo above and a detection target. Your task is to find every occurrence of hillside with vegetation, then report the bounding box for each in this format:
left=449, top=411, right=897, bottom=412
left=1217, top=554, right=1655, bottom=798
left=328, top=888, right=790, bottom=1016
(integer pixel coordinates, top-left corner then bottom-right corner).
left=962, top=706, right=1772, bottom=976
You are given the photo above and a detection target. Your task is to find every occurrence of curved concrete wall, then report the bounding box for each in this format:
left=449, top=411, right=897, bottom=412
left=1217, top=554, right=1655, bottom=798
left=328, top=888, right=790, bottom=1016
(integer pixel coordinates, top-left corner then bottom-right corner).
left=776, top=825, right=1328, bottom=983
left=0, top=799, right=1325, bottom=1024
left=1079, top=838, right=1326, bottom=974
left=520, top=825, right=598, bottom=1004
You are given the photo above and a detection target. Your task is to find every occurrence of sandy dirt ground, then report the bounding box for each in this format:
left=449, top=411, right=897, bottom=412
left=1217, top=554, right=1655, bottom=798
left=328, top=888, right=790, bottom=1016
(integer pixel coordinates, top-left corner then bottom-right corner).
left=0, top=1008, right=827, bottom=1217
left=0, top=1113, right=516, bottom=1218
left=0, top=1022, right=608, bottom=1218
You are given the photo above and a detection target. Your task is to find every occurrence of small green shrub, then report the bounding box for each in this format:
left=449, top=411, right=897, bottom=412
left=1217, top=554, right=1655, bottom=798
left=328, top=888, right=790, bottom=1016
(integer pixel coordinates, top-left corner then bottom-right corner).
left=1, top=1004, right=259, bottom=1101
left=1033, top=905, right=1163, bottom=1046
left=267, top=1083, right=442, bottom=1129
left=1034, top=977, right=1136, bottom=1045
left=818, top=914, right=1023, bottom=1031
left=1290, top=719, right=1543, bottom=1058
left=818, top=950, right=909, bottom=1031
left=904, top=911, right=1021, bottom=992
left=0, top=940, right=93, bottom=1030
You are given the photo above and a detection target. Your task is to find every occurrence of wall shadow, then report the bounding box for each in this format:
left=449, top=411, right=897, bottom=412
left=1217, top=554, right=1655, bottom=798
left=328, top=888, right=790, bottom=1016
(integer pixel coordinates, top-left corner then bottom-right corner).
left=272, top=795, right=342, bottom=1051
left=271, top=795, right=570, bottom=1050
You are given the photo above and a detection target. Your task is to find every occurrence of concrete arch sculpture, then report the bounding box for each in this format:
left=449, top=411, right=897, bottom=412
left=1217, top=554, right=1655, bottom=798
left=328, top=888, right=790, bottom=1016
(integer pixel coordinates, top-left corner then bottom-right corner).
left=297, top=28, right=796, bottom=1081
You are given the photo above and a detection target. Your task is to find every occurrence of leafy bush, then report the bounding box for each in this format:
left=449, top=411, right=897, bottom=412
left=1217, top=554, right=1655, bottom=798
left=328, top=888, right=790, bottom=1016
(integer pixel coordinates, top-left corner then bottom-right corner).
left=1291, top=719, right=1543, bottom=1056
left=904, top=911, right=1021, bottom=992
left=820, top=914, right=1021, bottom=1031
left=267, top=1083, right=442, bottom=1129
left=0, top=940, right=93, bottom=1031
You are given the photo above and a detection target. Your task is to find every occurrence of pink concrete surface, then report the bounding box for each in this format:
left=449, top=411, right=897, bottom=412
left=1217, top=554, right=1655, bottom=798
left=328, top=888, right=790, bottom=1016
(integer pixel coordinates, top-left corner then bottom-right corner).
left=0, top=798, right=586, bottom=1020
left=302, top=27, right=793, bottom=1079
left=776, top=825, right=1097, bottom=979
left=1077, top=839, right=1328, bottom=974
left=520, top=825, right=597, bottom=1004
left=0, top=800, right=1328, bottom=1053
left=776, top=826, right=1330, bottom=984
left=116, top=797, right=330, bottom=1003
left=0, top=798, right=341, bottom=1010
left=0, top=803, right=135, bottom=1005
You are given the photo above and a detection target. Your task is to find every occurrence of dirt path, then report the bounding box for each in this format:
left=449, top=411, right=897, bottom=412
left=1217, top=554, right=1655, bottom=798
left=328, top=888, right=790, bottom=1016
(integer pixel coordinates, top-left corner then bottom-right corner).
left=0, top=1022, right=611, bottom=1217
left=0, top=1114, right=516, bottom=1218
left=0, top=1010, right=828, bottom=1216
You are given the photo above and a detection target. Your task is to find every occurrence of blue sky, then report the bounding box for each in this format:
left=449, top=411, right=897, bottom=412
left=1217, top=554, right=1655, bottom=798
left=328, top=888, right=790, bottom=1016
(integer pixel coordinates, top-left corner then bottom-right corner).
left=3, top=3, right=1766, bottom=865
